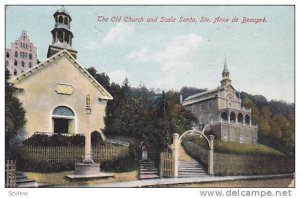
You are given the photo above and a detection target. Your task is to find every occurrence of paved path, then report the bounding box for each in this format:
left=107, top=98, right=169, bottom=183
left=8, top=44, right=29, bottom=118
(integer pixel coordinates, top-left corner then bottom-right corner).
left=63, top=173, right=293, bottom=187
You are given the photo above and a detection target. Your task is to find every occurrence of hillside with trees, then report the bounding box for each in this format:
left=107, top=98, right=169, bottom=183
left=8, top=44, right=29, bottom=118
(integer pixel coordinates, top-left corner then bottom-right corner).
left=87, top=68, right=295, bottom=157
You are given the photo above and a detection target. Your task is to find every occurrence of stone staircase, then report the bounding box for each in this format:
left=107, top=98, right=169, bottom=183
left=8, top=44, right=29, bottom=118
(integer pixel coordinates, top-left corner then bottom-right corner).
left=16, top=171, right=52, bottom=187
left=178, top=160, right=208, bottom=178
left=139, top=160, right=160, bottom=180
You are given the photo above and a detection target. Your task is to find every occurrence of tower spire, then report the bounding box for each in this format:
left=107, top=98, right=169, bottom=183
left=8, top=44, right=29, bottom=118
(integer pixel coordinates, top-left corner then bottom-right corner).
left=223, top=57, right=228, bottom=73
left=47, top=6, right=78, bottom=59
left=220, top=57, right=231, bottom=87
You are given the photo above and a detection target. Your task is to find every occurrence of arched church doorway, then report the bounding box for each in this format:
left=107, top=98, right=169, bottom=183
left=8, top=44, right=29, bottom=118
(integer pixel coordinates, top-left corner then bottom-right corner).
left=52, top=106, right=75, bottom=134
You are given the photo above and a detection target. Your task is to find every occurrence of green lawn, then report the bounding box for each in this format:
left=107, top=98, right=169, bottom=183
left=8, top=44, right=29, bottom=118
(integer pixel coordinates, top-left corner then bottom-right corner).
left=183, top=136, right=285, bottom=157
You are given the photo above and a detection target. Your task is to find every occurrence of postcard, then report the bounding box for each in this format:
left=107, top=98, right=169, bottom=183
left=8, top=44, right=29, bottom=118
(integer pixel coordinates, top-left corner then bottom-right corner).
left=3, top=4, right=295, bottom=198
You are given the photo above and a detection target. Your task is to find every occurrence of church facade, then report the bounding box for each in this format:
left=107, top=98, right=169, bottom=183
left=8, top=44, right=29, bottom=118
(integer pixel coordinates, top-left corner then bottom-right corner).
left=182, top=60, right=258, bottom=144
left=9, top=7, right=112, bottom=138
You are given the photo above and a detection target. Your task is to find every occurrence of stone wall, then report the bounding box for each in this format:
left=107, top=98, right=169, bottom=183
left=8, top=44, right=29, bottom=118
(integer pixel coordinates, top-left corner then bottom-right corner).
left=214, top=152, right=295, bottom=176
left=182, top=141, right=294, bottom=176
left=211, top=123, right=257, bottom=144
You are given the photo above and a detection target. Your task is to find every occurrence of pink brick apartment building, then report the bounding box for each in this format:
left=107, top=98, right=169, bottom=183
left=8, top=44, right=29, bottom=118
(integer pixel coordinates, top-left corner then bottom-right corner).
left=5, top=31, right=38, bottom=78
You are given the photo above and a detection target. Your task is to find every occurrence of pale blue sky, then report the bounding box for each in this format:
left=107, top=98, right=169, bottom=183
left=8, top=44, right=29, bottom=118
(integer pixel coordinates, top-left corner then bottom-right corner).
left=6, top=6, right=294, bottom=102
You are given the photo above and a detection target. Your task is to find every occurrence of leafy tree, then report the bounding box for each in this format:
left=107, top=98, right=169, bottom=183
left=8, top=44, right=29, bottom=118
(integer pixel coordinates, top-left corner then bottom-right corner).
left=5, top=67, right=26, bottom=158
left=180, top=86, right=207, bottom=100
left=260, top=107, right=272, bottom=136
left=86, top=67, right=111, bottom=91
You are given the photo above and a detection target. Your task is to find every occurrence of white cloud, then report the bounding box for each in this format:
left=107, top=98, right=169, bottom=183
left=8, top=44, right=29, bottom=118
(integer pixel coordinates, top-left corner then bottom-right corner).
left=127, top=47, right=152, bottom=63
left=108, top=69, right=129, bottom=84
left=127, top=33, right=204, bottom=63
left=127, top=33, right=205, bottom=90
left=103, top=23, right=135, bottom=45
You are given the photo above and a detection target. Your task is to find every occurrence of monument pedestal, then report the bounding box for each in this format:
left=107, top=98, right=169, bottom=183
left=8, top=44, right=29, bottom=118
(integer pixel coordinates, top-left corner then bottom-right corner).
left=65, top=95, right=113, bottom=181
left=65, top=162, right=113, bottom=181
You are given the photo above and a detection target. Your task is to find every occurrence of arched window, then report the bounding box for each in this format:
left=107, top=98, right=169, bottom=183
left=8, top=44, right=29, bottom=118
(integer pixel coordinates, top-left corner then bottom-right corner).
left=230, top=112, right=236, bottom=123
left=15, top=51, right=18, bottom=58
left=220, top=112, right=228, bottom=122
left=208, top=113, right=213, bottom=123
left=245, top=114, right=250, bottom=125
left=238, top=113, right=243, bottom=123
left=240, top=135, right=244, bottom=144
left=53, top=106, right=75, bottom=117
left=223, top=133, right=228, bottom=141
left=14, top=60, right=17, bottom=66
left=14, top=69, right=17, bottom=75
left=29, top=53, right=32, bottom=60
left=64, top=17, right=68, bottom=25
left=22, top=61, right=25, bottom=67
left=6, top=52, right=9, bottom=58
left=59, top=16, right=63, bottom=23
left=191, top=105, right=195, bottom=113
left=52, top=106, right=75, bottom=134
left=199, top=115, right=204, bottom=130
left=29, top=62, right=32, bottom=68
left=65, top=33, right=69, bottom=44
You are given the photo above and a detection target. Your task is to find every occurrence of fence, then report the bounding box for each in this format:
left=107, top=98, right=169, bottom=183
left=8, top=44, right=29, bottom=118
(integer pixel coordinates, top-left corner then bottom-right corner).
left=5, top=160, right=16, bottom=188
left=20, top=145, right=129, bottom=164
left=160, top=150, right=174, bottom=178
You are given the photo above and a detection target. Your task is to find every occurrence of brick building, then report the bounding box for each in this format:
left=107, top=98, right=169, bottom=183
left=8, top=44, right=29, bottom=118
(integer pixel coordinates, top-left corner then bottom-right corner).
left=5, top=31, right=38, bottom=77
left=182, top=59, right=258, bottom=144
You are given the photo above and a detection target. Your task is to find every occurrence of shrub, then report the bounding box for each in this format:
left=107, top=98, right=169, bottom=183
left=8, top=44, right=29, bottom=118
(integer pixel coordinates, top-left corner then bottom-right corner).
left=23, top=132, right=104, bottom=147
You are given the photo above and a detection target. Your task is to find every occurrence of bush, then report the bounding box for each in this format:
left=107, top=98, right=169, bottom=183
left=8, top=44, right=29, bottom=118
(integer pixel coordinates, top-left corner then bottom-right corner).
left=100, top=143, right=139, bottom=172
left=23, top=132, right=104, bottom=147
left=16, top=158, right=75, bottom=173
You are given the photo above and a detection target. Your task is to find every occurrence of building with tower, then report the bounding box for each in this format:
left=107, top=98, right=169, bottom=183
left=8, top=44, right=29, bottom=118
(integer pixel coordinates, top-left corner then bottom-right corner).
left=182, top=59, right=258, bottom=144
left=9, top=6, right=112, bottom=138
left=47, top=6, right=77, bottom=59
left=5, top=31, right=38, bottom=78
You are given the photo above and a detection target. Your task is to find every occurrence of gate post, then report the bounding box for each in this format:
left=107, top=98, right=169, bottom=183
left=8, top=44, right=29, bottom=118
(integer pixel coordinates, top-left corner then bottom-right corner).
left=208, top=135, right=214, bottom=176
left=172, top=133, right=180, bottom=177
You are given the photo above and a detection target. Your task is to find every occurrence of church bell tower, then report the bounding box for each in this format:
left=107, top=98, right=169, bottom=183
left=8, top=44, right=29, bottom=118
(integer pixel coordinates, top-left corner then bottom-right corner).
left=47, top=6, right=78, bottom=59
left=220, top=57, right=232, bottom=87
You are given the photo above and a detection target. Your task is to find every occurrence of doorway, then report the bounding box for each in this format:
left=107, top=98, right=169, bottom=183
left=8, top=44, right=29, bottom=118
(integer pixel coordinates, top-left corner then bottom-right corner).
left=52, top=106, right=75, bottom=134
left=53, top=118, right=69, bottom=134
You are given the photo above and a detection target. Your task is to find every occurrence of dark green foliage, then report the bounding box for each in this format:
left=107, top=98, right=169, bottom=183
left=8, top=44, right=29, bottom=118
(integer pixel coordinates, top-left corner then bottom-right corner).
left=101, top=144, right=138, bottom=172
left=17, top=160, right=75, bottom=173
left=23, top=132, right=104, bottom=146
left=180, top=86, right=207, bottom=100
left=86, top=67, right=111, bottom=91
left=240, top=92, right=294, bottom=156
left=83, top=68, right=199, bottom=155
left=5, top=67, right=26, bottom=140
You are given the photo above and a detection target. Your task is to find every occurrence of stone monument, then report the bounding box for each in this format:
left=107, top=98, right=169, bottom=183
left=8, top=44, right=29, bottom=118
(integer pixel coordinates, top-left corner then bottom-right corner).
left=66, top=94, right=112, bottom=180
